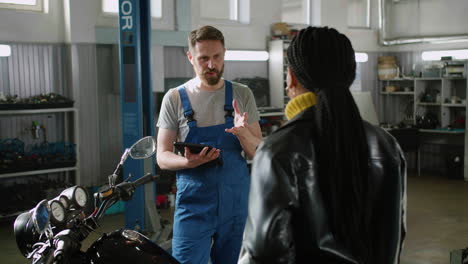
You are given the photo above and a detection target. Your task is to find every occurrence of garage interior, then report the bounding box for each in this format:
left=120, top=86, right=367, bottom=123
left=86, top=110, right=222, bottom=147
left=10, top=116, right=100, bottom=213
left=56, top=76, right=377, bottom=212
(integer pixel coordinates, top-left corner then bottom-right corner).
left=0, top=0, right=468, bottom=263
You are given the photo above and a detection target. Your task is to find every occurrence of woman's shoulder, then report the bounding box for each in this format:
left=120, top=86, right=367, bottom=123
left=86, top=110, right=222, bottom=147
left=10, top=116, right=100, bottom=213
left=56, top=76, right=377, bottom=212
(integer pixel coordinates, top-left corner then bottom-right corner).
left=260, top=121, right=315, bottom=157
left=362, top=121, right=403, bottom=161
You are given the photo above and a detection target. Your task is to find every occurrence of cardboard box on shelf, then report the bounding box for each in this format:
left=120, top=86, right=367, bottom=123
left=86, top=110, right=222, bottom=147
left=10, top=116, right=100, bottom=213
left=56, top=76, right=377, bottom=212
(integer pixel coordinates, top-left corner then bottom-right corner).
left=271, top=23, right=290, bottom=37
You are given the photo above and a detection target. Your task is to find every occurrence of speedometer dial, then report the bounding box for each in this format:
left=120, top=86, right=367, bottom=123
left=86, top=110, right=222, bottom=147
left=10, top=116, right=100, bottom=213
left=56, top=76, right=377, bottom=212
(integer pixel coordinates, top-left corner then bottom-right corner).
left=61, top=186, right=89, bottom=209
left=49, top=200, right=65, bottom=224
left=74, top=187, right=88, bottom=208
left=59, top=195, right=69, bottom=210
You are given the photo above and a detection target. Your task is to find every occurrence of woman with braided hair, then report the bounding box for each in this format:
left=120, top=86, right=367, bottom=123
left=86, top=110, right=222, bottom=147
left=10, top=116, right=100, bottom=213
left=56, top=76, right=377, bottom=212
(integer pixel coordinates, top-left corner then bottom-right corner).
left=238, top=27, right=407, bottom=263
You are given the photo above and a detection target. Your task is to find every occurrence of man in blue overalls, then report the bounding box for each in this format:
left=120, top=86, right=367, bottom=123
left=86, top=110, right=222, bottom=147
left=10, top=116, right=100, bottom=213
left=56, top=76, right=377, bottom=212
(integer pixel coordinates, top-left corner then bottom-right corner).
left=156, top=25, right=262, bottom=264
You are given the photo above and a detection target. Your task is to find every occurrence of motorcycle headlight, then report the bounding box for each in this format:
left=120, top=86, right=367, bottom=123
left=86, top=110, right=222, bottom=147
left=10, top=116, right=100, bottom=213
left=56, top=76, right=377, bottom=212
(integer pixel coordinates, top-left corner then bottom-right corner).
left=14, top=211, right=36, bottom=257
left=14, top=200, right=50, bottom=257
left=31, top=200, right=50, bottom=233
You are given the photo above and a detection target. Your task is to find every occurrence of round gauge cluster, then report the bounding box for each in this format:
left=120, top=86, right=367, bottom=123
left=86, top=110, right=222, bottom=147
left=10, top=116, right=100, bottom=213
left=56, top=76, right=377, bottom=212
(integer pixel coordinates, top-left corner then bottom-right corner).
left=47, top=186, right=89, bottom=225
left=60, top=186, right=89, bottom=209
left=74, top=187, right=88, bottom=208
left=48, top=200, right=66, bottom=224
left=59, top=195, right=70, bottom=210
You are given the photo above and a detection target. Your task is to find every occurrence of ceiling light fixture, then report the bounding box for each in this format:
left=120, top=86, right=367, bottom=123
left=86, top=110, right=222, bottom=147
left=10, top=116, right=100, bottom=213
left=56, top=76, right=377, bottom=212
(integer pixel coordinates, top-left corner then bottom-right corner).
left=355, top=52, right=368, bottom=63
left=0, top=45, right=11, bottom=57
left=422, top=49, right=468, bottom=61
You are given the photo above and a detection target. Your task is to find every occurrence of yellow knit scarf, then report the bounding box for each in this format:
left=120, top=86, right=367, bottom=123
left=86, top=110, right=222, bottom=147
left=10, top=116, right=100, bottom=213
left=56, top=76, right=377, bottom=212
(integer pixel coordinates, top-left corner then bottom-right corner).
left=285, top=91, right=317, bottom=120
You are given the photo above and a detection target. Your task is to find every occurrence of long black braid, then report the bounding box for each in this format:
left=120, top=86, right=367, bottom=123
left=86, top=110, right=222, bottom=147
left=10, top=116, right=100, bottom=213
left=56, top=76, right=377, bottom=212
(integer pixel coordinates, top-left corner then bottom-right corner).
left=287, top=27, right=371, bottom=263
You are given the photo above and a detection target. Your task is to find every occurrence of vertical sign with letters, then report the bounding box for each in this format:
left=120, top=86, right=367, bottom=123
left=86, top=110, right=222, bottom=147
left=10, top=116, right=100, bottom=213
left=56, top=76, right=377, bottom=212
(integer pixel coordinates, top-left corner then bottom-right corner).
left=118, top=0, right=154, bottom=231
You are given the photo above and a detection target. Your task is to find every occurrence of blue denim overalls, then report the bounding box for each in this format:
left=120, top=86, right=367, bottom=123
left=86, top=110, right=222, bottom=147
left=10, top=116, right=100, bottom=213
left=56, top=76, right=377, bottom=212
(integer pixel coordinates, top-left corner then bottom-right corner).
left=172, top=80, right=250, bottom=264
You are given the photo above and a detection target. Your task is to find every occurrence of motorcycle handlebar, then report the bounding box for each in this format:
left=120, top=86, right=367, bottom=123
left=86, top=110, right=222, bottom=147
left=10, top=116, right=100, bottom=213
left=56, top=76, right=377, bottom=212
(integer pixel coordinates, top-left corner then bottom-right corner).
left=93, top=173, right=158, bottom=219
left=112, top=173, right=157, bottom=202
left=133, top=173, right=158, bottom=187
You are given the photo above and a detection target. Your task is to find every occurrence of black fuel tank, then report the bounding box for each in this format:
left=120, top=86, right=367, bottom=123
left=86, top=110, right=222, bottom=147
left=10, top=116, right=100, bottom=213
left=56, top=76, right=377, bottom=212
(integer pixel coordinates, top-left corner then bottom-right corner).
left=86, top=229, right=179, bottom=264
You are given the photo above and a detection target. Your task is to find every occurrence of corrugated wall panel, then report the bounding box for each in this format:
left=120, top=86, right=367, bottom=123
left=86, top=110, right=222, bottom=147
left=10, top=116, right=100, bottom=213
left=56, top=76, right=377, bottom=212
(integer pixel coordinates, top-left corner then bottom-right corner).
left=0, top=58, right=8, bottom=93
left=0, top=44, right=69, bottom=140
left=0, top=44, right=67, bottom=97
left=96, top=44, right=122, bottom=184
left=25, top=45, right=32, bottom=96
left=8, top=45, right=17, bottom=95
left=0, top=44, right=71, bottom=182
left=32, top=45, right=40, bottom=94
left=56, top=45, right=66, bottom=97
left=71, top=44, right=100, bottom=186
left=53, top=45, right=65, bottom=96
left=43, top=45, right=51, bottom=95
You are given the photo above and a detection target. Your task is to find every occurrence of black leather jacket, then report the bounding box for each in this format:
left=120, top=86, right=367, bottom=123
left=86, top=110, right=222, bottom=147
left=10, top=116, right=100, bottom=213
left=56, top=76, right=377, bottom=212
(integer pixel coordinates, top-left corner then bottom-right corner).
left=239, top=107, right=407, bottom=264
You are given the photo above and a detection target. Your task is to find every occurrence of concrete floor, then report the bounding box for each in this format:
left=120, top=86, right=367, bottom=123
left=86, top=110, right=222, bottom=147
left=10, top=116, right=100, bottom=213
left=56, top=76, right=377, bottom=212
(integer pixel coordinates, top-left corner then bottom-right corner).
left=0, top=174, right=467, bottom=264
left=400, top=175, right=468, bottom=264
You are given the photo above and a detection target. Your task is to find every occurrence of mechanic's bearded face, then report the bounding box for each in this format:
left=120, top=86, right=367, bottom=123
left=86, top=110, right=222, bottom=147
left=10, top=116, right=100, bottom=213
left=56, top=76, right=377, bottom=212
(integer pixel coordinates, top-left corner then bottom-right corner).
left=188, top=40, right=225, bottom=86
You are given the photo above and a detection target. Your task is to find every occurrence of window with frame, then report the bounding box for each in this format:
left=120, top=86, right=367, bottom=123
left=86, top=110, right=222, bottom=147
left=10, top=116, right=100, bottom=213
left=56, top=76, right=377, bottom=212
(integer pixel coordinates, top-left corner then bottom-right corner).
left=348, top=0, right=370, bottom=29
left=200, top=0, right=249, bottom=24
left=0, top=0, right=44, bottom=11
left=102, top=0, right=162, bottom=18
left=281, top=0, right=310, bottom=25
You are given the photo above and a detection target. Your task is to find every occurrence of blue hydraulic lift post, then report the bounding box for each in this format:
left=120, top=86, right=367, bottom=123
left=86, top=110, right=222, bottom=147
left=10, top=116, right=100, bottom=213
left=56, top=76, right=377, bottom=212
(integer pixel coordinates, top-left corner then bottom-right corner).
left=118, top=0, right=155, bottom=230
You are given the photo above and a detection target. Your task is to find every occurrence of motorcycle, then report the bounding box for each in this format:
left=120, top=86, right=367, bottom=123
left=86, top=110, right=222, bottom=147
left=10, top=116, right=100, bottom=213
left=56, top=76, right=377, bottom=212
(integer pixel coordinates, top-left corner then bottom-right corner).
left=13, top=136, right=180, bottom=264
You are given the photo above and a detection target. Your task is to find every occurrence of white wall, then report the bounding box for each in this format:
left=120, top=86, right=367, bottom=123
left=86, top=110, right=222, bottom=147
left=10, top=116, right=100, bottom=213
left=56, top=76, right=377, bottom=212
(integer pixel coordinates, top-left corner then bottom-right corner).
left=385, top=0, right=468, bottom=52
left=64, top=0, right=99, bottom=43
left=316, top=0, right=383, bottom=52
left=388, top=0, right=468, bottom=38
left=0, top=0, right=65, bottom=43
left=191, top=0, right=282, bottom=50
left=347, top=0, right=381, bottom=52
left=317, top=0, right=468, bottom=52
left=0, top=0, right=467, bottom=51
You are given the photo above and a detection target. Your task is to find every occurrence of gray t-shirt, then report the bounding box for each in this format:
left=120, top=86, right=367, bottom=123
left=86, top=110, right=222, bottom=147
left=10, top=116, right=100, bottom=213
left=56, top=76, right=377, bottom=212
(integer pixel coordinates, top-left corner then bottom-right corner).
left=157, top=77, right=260, bottom=142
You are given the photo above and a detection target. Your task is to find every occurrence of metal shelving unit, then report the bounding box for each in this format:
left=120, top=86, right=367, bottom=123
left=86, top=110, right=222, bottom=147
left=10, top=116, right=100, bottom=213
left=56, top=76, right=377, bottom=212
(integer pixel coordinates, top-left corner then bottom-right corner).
left=0, top=107, right=80, bottom=184
left=379, top=78, right=416, bottom=126
left=379, top=69, right=468, bottom=180
left=379, top=76, right=468, bottom=131
left=415, top=77, right=467, bottom=130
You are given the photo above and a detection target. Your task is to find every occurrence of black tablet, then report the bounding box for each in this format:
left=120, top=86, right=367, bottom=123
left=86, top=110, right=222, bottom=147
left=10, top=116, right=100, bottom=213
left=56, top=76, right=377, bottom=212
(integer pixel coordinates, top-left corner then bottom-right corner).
left=173, top=142, right=213, bottom=155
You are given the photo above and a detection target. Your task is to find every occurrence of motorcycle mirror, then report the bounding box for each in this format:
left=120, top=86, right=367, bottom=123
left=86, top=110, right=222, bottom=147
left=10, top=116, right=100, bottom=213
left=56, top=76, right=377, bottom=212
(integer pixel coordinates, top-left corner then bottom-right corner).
left=110, top=136, right=156, bottom=187
left=31, top=200, right=50, bottom=235
left=129, top=136, right=156, bottom=159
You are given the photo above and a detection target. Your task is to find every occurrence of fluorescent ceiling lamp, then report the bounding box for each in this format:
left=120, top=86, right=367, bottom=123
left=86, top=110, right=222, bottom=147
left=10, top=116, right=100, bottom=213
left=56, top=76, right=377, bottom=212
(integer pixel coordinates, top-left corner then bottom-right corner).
left=225, top=50, right=269, bottom=61
left=0, top=45, right=11, bottom=57
left=355, top=52, right=368, bottom=63
left=102, top=0, right=117, bottom=13
left=422, top=49, right=468, bottom=61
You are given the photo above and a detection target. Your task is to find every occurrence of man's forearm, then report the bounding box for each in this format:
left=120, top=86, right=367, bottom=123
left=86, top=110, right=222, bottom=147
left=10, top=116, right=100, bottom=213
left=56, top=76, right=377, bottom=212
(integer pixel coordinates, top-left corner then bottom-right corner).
left=237, top=130, right=262, bottom=160
left=157, top=151, right=191, bottom=171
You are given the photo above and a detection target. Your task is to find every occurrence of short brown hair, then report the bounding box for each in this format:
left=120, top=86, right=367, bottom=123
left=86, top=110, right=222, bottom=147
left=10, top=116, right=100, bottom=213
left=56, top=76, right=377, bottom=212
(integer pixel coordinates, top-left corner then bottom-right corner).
left=188, top=25, right=225, bottom=50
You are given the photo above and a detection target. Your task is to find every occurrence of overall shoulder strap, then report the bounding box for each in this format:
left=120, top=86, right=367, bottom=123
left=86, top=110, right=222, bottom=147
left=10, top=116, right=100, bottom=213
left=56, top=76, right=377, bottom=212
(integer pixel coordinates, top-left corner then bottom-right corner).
left=177, top=86, right=197, bottom=127
left=224, top=80, right=234, bottom=121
